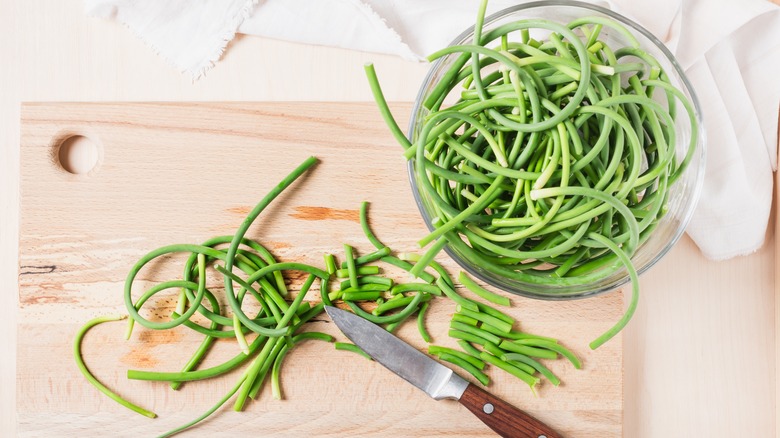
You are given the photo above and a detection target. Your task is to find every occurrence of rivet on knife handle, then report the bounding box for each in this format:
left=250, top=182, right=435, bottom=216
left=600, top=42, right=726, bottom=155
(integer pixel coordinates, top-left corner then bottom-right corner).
left=458, top=384, right=562, bottom=438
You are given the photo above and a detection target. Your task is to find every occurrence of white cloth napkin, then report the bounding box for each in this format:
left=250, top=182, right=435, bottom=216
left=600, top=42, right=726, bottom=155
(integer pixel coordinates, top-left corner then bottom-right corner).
left=85, top=0, right=780, bottom=261
left=85, top=0, right=258, bottom=76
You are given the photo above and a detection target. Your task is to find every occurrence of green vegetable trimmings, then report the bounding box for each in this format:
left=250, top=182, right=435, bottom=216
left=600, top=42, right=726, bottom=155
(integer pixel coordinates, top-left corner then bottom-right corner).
left=335, top=342, right=373, bottom=360
left=74, top=315, right=156, bottom=418
left=458, top=271, right=511, bottom=307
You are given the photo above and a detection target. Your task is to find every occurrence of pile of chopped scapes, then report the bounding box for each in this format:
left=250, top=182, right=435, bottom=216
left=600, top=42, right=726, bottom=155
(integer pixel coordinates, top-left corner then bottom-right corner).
left=74, top=157, right=579, bottom=438
left=326, top=202, right=581, bottom=391
left=365, top=0, right=698, bottom=349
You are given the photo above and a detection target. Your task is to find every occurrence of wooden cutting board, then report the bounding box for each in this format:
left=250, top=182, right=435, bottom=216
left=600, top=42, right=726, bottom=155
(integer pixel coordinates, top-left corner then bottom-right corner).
left=18, top=102, right=623, bottom=437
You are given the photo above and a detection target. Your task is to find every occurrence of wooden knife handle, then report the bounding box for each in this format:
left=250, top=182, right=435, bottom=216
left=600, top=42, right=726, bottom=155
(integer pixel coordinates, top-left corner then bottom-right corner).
left=458, top=384, right=562, bottom=438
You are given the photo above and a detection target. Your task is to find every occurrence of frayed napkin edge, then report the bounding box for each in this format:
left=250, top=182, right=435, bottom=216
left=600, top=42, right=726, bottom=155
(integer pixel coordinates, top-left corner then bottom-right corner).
left=86, top=0, right=259, bottom=81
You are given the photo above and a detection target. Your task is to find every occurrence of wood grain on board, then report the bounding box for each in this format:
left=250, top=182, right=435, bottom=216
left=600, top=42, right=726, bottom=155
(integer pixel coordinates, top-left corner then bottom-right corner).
left=18, top=102, right=623, bottom=437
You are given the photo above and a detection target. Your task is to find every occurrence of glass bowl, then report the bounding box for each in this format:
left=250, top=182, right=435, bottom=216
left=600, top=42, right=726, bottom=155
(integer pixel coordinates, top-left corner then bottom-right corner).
left=406, top=0, right=705, bottom=300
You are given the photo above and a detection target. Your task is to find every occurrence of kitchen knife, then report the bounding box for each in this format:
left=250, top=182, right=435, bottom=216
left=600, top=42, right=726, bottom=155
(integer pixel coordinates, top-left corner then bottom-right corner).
left=324, top=306, right=562, bottom=438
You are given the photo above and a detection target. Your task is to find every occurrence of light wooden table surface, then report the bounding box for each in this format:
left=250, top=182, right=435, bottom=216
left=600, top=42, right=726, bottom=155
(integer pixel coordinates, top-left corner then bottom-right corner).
left=0, top=1, right=776, bottom=437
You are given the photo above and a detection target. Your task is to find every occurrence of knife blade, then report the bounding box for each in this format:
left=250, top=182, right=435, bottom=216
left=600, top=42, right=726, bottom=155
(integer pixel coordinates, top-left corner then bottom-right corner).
left=324, top=305, right=562, bottom=438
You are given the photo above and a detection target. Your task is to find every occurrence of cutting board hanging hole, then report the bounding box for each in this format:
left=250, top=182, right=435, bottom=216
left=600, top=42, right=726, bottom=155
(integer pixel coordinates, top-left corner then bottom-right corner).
left=55, top=134, right=101, bottom=175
